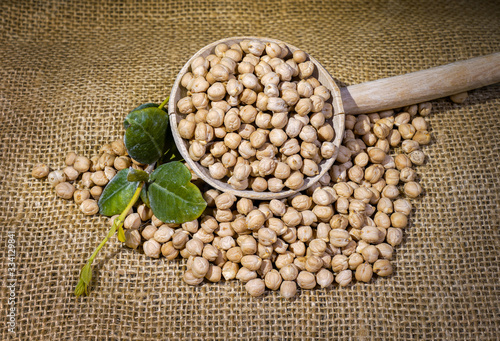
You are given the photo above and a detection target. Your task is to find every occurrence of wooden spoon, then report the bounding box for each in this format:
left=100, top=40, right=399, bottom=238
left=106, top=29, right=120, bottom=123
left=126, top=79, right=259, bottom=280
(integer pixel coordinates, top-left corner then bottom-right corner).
left=168, top=37, right=500, bottom=200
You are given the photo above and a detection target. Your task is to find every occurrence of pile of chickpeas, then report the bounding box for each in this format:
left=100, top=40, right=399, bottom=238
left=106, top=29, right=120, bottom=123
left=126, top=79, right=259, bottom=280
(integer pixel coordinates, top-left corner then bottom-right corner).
left=31, top=139, right=140, bottom=216
left=175, top=40, right=336, bottom=192
left=33, top=98, right=433, bottom=297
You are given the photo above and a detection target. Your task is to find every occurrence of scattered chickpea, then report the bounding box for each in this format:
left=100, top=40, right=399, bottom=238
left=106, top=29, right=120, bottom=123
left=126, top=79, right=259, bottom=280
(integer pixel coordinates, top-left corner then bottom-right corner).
left=32, top=164, right=50, bottom=179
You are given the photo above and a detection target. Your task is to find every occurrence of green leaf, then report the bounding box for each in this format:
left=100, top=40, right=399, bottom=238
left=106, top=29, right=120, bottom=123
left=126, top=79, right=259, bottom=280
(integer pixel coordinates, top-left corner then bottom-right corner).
left=127, top=168, right=149, bottom=182
left=98, top=169, right=140, bottom=216
left=160, top=126, right=184, bottom=164
left=148, top=162, right=207, bottom=224
left=117, top=225, right=126, bottom=243
left=140, top=184, right=150, bottom=207
left=124, top=106, right=169, bottom=164
left=81, top=263, right=92, bottom=285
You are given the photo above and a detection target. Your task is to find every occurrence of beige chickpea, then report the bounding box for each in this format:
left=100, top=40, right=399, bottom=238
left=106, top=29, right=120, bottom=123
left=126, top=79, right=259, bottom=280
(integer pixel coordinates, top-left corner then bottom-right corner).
left=311, top=188, right=333, bottom=206
left=373, top=259, right=393, bottom=277
left=399, top=123, right=416, bottom=140
left=204, top=265, right=222, bottom=283
left=237, top=235, right=257, bottom=255
left=228, top=176, right=249, bottom=190
left=205, top=108, right=224, bottom=128
left=347, top=165, right=364, bottom=184
left=281, top=208, right=302, bottom=228
left=244, top=278, right=265, bottom=297
left=141, top=225, right=157, bottom=240
left=289, top=240, right=305, bottom=257
left=417, top=101, right=432, bottom=115
left=297, top=271, right=316, bottom=289
left=249, top=130, right=267, bottom=149
left=236, top=141, right=255, bottom=159
left=394, top=112, right=410, bottom=126
left=172, top=230, right=190, bottom=249
left=183, top=270, right=203, bottom=286
left=235, top=198, right=253, bottom=216
left=317, top=124, right=334, bottom=142
left=279, top=280, right=297, bottom=298
left=381, top=185, right=399, bottom=200
left=221, top=261, right=239, bottom=281
left=64, top=152, right=77, bottom=166
left=200, top=244, right=218, bottom=263
left=254, top=60, right=272, bottom=77
left=214, top=193, right=236, bottom=210
left=266, top=218, right=286, bottom=237
left=285, top=117, right=304, bottom=138
left=55, top=182, right=75, bottom=200
left=360, top=245, right=379, bottom=263
left=143, top=239, right=161, bottom=259
left=226, top=246, right=243, bottom=263
left=409, top=150, right=426, bottom=166
left=391, top=212, right=408, bottom=228
left=386, top=227, right=403, bottom=246
left=284, top=171, right=304, bottom=190
left=310, top=95, right=325, bottom=113
left=89, top=186, right=102, bottom=200
left=236, top=267, right=258, bottom=282
left=402, top=140, right=420, bottom=154
left=241, top=255, right=263, bottom=271
left=266, top=128, right=287, bottom=148
left=360, top=225, right=382, bottom=244
left=72, top=156, right=91, bottom=173
left=261, top=270, right=281, bottom=291
left=285, top=154, right=303, bottom=171
left=222, top=134, right=241, bottom=151
left=161, top=242, right=179, bottom=260
left=330, top=254, right=348, bottom=273
left=258, top=228, right=277, bottom=246
left=207, top=162, right=226, bottom=180
left=320, top=142, right=336, bottom=159
left=375, top=243, right=393, bottom=260
left=373, top=212, right=390, bottom=228
left=246, top=209, right=266, bottom=231
left=298, top=61, right=314, bottom=79
left=315, top=268, right=334, bottom=288
left=73, top=189, right=90, bottom=205
left=400, top=167, right=417, bottom=183
left=329, top=229, right=350, bottom=248
left=295, top=98, right=313, bottom=116
left=177, top=96, right=194, bottom=115
left=250, top=177, right=267, bottom=192
left=404, top=181, right=422, bottom=198
left=377, top=197, right=394, bottom=214
left=335, top=269, right=353, bottom=286
left=296, top=225, right=315, bottom=244
left=31, top=164, right=50, bottom=179
left=348, top=253, right=364, bottom=270
left=355, top=262, right=373, bottom=282
left=122, top=213, right=140, bottom=230
left=61, top=166, right=78, bottom=181
left=47, top=170, right=67, bottom=187
left=275, top=62, right=294, bottom=81
left=393, top=198, right=412, bottom=215
left=266, top=97, right=287, bottom=113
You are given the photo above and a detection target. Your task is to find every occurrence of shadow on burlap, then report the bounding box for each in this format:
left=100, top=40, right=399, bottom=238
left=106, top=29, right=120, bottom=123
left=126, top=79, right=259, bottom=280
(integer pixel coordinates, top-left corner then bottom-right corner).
left=0, top=0, right=499, bottom=340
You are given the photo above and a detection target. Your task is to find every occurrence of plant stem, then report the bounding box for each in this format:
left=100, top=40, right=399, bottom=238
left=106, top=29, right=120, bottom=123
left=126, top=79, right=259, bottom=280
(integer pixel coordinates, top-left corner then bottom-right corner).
left=158, top=96, right=169, bottom=110
left=75, top=182, right=145, bottom=297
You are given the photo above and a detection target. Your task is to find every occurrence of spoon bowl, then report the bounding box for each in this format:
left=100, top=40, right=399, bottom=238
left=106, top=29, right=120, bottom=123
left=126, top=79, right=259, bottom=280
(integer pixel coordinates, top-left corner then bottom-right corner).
left=168, top=37, right=345, bottom=200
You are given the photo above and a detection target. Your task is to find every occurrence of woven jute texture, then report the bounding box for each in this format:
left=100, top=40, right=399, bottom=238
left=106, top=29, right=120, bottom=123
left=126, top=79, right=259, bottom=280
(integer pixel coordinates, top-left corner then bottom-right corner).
left=1, top=0, right=499, bottom=340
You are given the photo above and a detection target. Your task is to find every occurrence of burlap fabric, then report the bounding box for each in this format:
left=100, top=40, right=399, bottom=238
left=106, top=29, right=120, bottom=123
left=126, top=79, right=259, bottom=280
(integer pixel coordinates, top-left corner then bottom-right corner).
left=1, top=0, right=499, bottom=340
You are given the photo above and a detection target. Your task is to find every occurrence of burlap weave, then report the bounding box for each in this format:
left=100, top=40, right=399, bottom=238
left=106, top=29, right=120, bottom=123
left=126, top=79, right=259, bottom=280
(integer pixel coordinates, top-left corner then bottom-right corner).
left=1, top=0, right=499, bottom=340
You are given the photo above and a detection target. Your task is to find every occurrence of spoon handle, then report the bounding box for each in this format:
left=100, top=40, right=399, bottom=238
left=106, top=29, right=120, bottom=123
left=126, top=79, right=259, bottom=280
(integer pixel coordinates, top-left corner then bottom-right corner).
left=340, top=52, right=500, bottom=115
